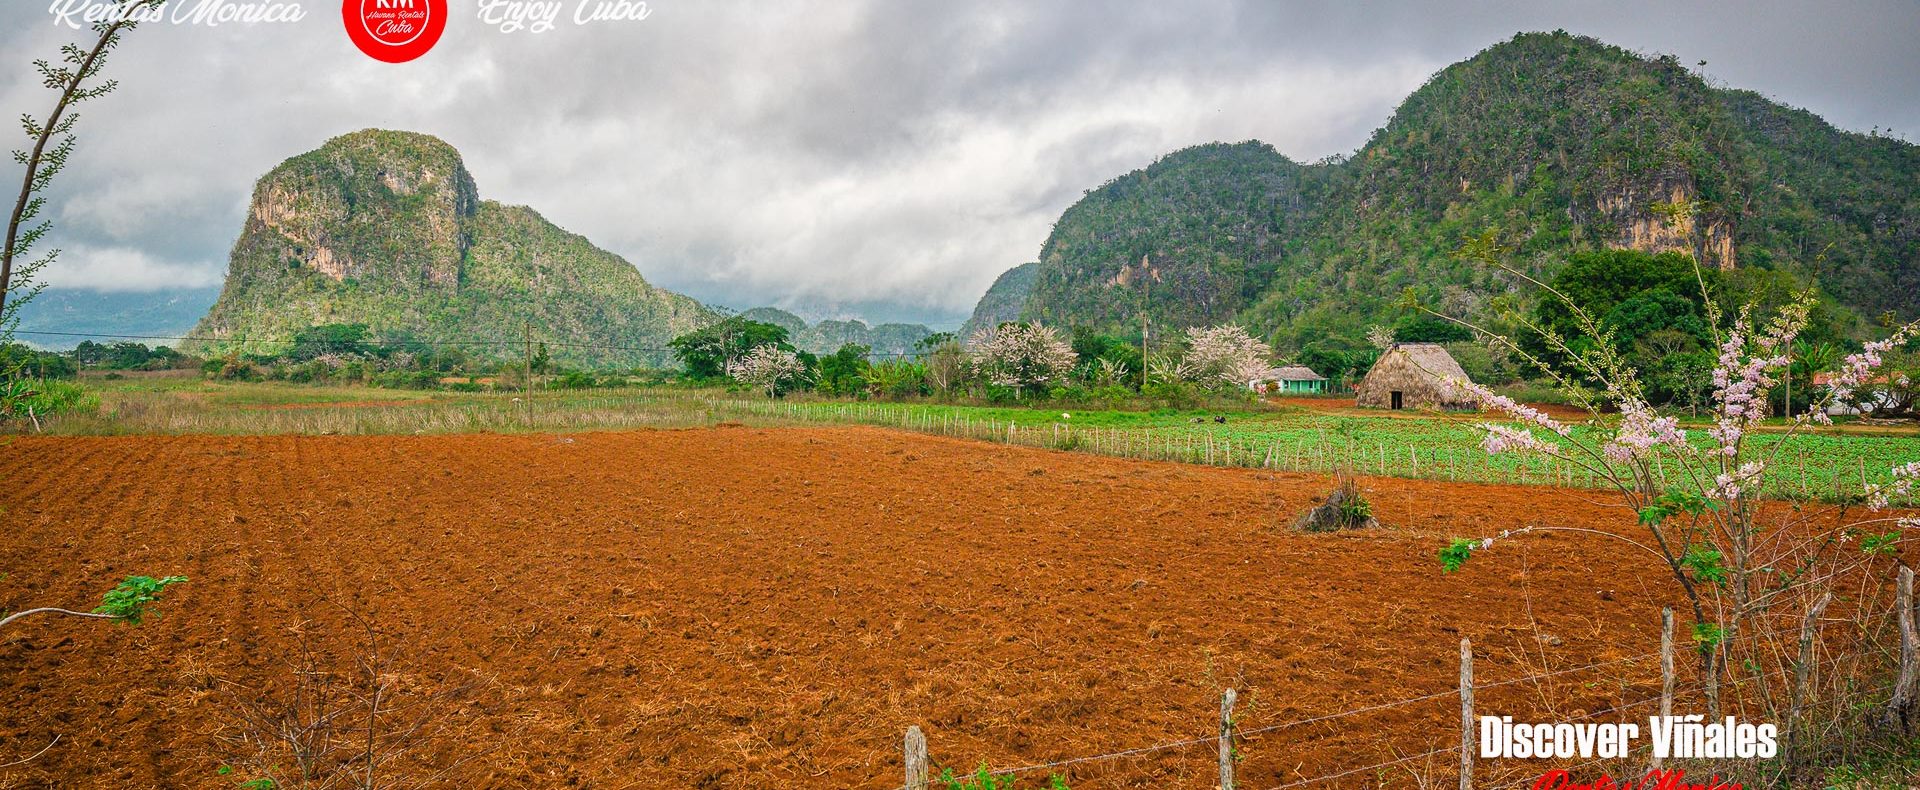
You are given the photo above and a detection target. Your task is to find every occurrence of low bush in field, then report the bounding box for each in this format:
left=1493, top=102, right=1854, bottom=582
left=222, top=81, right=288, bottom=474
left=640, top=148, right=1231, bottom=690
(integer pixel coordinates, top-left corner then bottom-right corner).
left=2, top=378, right=101, bottom=420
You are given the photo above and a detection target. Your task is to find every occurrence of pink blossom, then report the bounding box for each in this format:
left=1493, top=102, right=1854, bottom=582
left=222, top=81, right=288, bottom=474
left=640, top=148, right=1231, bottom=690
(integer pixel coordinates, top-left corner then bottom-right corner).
left=968, top=322, right=1077, bottom=390
left=1181, top=325, right=1273, bottom=389
left=1828, top=323, right=1918, bottom=402
left=1707, top=327, right=1792, bottom=458
left=1867, top=461, right=1920, bottom=511
left=726, top=345, right=809, bottom=397
left=1450, top=378, right=1572, bottom=436
left=1479, top=424, right=1560, bottom=456
left=1604, top=400, right=1689, bottom=462
left=1712, top=461, right=1767, bottom=501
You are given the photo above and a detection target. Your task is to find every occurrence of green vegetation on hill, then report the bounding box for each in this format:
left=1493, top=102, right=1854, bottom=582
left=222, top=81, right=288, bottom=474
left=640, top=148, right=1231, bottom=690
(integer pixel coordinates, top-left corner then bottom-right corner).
left=1025, top=142, right=1321, bottom=335
left=958, top=262, right=1038, bottom=342
left=981, top=31, right=1920, bottom=353
left=189, top=129, right=713, bottom=367
left=736, top=307, right=807, bottom=336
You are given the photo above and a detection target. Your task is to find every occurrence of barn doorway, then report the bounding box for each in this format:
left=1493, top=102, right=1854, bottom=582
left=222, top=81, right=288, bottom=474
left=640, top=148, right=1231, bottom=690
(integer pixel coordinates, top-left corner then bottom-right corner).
left=1390, top=391, right=1403, bottom=410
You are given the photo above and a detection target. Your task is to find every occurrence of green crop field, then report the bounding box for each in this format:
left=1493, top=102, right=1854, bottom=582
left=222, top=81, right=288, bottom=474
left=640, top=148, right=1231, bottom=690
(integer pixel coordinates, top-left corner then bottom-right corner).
left=32, top=376, right=1920, bottom=504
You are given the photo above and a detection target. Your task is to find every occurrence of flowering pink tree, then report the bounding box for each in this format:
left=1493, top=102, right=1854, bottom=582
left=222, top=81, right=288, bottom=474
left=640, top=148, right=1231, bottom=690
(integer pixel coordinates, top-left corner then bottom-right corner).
left=1180, top=325, right=1272, bottom=390
left=967, top=322, right=1076, bottom=398
left=1432, top=238, right=1920, bottom=762
left=725, top=344, right=809, bottom=398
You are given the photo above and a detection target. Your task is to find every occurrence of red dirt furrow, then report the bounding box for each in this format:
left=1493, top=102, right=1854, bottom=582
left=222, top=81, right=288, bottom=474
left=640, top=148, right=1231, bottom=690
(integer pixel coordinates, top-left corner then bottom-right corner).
left=2, top=426, right=1687, bottom=788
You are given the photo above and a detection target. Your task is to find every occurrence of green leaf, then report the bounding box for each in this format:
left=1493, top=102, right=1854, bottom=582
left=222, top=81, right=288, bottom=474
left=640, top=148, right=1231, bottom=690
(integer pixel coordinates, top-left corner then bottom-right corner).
left=1681, top=545, right=1727, bottom=587
left=1861, top=531, right=1901, bottom=556
left=1439, top=538, right=1478, bottom=574
left=92, top=574, right=187, bottom=624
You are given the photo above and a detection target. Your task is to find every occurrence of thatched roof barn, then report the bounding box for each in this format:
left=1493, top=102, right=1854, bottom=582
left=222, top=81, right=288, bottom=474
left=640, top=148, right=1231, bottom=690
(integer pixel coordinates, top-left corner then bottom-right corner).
left=1356, top=343, right=1478, bottom=411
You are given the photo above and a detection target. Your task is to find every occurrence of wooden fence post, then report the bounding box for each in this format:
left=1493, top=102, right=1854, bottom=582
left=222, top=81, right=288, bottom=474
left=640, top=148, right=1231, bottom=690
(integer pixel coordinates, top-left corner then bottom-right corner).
left=1887, top=567, right=1917, bottom=730
left=1655, top=607, right=1673, bottom=770
left=1459, top=637, right=1474, bottom=790
left=1219, top=687, right=1237, bottom=790
left=1785, top=592, right=1833, bottom=772
left=904, top=725, right=928, bottom=790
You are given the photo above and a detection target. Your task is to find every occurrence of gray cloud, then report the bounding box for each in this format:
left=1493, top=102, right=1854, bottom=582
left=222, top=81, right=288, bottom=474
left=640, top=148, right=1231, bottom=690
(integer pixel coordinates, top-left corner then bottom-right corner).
left=2, top=0, right=1916, bottom=326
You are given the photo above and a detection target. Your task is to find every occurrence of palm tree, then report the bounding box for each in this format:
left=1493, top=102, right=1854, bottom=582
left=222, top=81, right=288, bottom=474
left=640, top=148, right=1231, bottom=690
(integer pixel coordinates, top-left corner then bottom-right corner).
left=1787, top=339, right=1841, bottom=417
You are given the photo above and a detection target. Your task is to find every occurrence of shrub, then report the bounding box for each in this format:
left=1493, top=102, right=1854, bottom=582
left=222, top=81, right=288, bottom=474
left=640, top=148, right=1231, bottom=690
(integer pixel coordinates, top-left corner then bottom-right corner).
left=1291, top=474, right=1378, bottom=532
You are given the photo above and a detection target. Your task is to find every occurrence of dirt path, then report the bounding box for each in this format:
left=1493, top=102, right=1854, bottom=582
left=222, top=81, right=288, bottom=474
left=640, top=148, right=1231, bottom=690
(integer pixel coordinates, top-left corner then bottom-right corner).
left=0, top=426, right=1681, bottom=788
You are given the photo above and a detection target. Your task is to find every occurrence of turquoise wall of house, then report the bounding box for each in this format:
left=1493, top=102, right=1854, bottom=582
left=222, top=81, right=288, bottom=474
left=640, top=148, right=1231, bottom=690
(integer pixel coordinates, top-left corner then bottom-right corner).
left=1282, top=380, right=1326, bottom=394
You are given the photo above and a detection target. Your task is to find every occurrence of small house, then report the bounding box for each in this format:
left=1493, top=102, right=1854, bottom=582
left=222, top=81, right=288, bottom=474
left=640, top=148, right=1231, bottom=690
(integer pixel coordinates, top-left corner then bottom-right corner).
left=1812, top=372, right=1904, bottom=417
left=1250, top=365, right=1328, bottom=395
left=1356, top=343, right=1478, bottom=411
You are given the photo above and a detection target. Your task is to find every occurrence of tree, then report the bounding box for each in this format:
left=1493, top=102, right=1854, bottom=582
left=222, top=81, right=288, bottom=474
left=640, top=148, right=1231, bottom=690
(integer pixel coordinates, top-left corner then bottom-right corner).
left=1391, top=315, right=1472, bottom=344
left=669, top=317, right=790, bottom=379
left=914, top=332, right=956, bottom=354
left=288, top=323, right=373, bottom=361
left=815, top=343, right=870, bottom=396
left=1438, top=236, right=1920, bottom=775
left=920, top=336, right=967, bottom=395
left=967, top=322, right=1075, bottom=398
left=530, top=342, right=551, bottom=375
left=1180, top=325, right=1271, bottom=390
left=725, top=344, right=809, bottom=398
left=1525, top=249, right=1714, bottom=376
left=1068, top=327, right=1143, bottom=389
left=1297, top=340, right=1378, bottom=389
left=73, top=340, right=108, bottom=366
left=3, top=1, right=165, bottom=364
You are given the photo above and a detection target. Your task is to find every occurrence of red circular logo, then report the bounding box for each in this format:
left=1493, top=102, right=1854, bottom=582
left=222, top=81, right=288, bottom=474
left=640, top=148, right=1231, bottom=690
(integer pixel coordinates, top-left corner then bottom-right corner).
left=342, top=0, right=447, bottom=63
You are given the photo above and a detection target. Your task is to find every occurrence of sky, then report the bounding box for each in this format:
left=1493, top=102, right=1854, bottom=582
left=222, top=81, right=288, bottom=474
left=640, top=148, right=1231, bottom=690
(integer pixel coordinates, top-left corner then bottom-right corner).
left=2, top=0, right=1916, bottom=328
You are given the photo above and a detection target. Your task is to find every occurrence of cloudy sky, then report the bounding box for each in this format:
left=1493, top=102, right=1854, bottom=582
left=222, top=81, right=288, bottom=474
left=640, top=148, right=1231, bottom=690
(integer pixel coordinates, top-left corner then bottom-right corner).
left=2, top=0, right=1916, bottom=327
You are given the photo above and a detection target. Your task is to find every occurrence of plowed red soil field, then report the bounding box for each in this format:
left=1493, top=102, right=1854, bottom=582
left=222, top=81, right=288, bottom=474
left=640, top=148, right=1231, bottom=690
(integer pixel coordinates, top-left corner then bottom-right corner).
left=1, top=427, right=1685, bottom=788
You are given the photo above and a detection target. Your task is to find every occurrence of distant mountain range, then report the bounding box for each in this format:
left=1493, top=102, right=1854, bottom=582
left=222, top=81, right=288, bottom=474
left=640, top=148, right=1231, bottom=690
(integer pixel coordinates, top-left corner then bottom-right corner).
left=737, top=306, right=934, bottom=357
left=967, top=31, right=1920, bottom=349
left=13, top=287, right=219, bottom=349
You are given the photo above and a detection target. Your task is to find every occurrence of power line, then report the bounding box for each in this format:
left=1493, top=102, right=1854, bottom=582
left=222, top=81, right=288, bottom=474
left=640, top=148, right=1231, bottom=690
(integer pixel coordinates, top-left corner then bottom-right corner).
left=11, top=329, right=928, bottom=357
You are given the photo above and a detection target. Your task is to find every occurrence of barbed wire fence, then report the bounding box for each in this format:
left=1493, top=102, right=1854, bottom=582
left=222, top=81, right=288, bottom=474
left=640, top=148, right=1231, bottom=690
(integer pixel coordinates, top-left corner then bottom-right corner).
left=11, top=328, right=1915, bottom=504
left=890, top=601, right=1919, bottom=790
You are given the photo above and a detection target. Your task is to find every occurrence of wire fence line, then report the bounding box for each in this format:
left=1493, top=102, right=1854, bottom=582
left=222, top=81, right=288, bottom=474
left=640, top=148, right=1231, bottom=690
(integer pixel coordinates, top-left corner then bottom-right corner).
left=1522, top=680, right=1897, bottom=790
left=1259, top=743, right=1457, bottom=790
left=18, top=329, right=1914, bottom=504
left=894, top=647, right=1680, bottom=790
left=719, top=398, right=1919, bottom=506
left=896, top=639, right=1902, bottom=790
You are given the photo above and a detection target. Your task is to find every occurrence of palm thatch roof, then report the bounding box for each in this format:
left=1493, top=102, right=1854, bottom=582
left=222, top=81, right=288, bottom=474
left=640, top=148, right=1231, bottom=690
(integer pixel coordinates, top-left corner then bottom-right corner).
left=1356, top=343, right=1478, bottom=411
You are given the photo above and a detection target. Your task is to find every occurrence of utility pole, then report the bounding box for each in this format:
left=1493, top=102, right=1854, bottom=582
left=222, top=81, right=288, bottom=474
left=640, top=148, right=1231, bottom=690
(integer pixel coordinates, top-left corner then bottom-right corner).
left=523, top=320, right=534, bottom=426
left=1783, top=346, right=1793, bottom=419
left=1140, top=254, right=1150, bottom=391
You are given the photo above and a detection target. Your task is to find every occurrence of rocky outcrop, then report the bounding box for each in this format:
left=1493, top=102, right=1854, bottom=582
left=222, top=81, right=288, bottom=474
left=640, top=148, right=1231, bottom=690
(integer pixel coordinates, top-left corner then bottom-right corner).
left=1598, top=180, right=1736, bottom=271
left=190, top=129, right=714, bottom=365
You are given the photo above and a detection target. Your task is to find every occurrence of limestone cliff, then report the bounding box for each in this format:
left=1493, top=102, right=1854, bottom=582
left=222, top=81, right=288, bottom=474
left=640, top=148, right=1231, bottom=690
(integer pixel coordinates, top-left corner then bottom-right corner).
left=190, top=130, right=714, bottom=365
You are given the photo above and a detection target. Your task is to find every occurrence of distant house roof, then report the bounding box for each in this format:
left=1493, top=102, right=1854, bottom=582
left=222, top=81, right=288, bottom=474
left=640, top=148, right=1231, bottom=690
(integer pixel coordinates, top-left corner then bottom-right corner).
left=1266, top=364, right=1326, bottom=382
left=1811, top=372, right=1895, bottom=387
